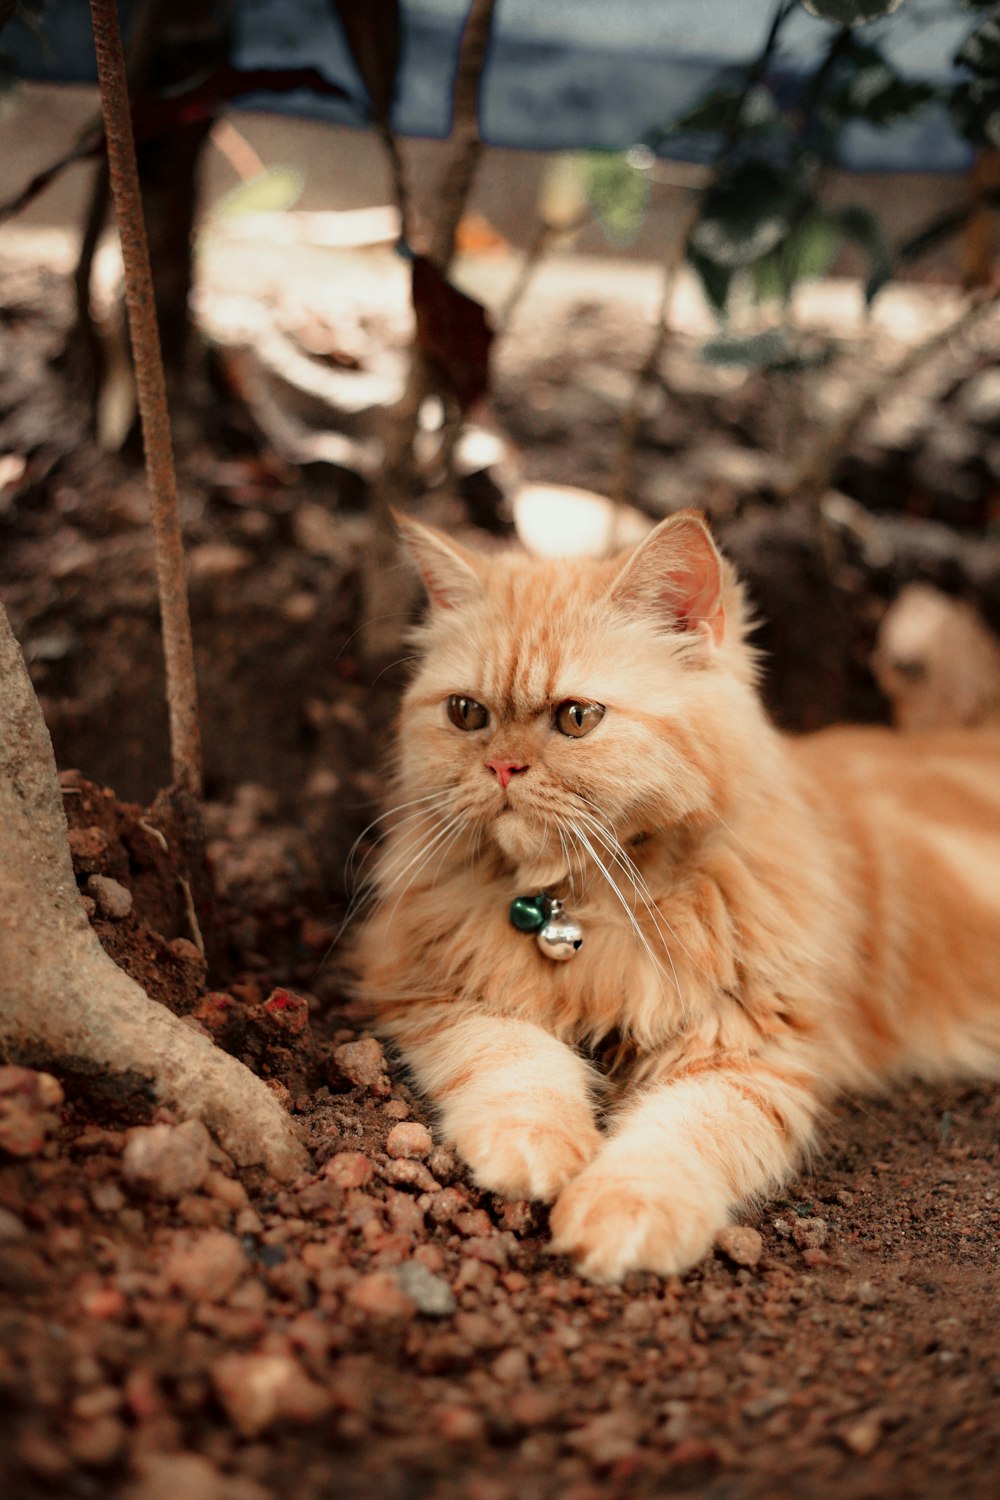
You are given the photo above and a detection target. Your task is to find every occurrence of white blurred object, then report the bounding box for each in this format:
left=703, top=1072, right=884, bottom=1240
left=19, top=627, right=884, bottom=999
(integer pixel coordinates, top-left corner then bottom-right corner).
left=513, top=483, right=652, bottom=559
left=872, top=584, right=1000, bottom=732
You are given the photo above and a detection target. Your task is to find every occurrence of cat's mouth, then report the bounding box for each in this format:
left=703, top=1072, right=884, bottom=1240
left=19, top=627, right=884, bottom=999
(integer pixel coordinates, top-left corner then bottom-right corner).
left=491, top=804, right=560, bottom=864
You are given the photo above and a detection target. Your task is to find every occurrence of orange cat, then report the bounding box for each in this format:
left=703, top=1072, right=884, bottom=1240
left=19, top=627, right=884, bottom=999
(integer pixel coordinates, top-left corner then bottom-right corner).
left=354, top=511, right=1000, bottom=1281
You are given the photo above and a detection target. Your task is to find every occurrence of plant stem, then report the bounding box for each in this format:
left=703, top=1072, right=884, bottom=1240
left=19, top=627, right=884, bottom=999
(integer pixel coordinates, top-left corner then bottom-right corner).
left=89, top=0, right=202, bottom=797
left=612, top=194, right=702, bottom=505
left=783, top=279, right=1000, bottom=509
left=361, top=0, right=498, bottom=662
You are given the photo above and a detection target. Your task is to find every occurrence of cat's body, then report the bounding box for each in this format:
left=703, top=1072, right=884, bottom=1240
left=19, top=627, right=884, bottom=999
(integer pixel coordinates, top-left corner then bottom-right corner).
left=355, top=513, right=1000, bottom=1280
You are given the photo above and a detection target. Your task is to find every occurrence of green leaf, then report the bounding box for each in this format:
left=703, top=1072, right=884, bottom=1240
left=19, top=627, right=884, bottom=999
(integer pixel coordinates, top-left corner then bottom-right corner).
left=702, top=329, right=791, bottom=367
left=832, top=205, right=891, bottom=303
left=701, top=329, right=833, bottom=372
left=749, top=209, right=842, bottom=305
left=578, top=151, right=650, bottom=247
left=800, top=0, right=904, bottom=22
left=690, top=162, right=803, bottom=270
left=651, top=82, right=779, bottom=144
left=827, top=50, right=936, bottom=125
left=956, top=15, right=1000, bottom=76
left=689, top=247, right=734, bottom=318
left=686, top=247, right=733, bottom=319
left=951, top=76, right=1000, bottom=146
left=213, top=167, right=305, bottom=218
left=895, top=205, right=975, bottom=270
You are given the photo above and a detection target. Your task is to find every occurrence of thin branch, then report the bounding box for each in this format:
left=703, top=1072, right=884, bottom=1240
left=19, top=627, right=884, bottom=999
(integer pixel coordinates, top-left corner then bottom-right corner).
left=429, top=0, right=498, bottom=271
left=611, top=194, right=702, bottom=506
left=361, top=0, right=498, bottom=662
left=89, top=0, right=202, bottom=797
left=781, top=279, right=1000, bottom=509
left=497, top=210, right=588, bottom=336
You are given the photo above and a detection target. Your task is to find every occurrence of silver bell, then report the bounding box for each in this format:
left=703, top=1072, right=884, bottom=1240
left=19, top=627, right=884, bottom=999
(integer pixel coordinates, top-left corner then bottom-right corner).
left=536, top=905, right=583, bottom=961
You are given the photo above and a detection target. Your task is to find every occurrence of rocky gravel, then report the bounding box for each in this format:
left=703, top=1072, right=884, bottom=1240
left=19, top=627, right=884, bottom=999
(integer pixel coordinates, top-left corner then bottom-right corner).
left=0, top=774, right=998, bottom=1499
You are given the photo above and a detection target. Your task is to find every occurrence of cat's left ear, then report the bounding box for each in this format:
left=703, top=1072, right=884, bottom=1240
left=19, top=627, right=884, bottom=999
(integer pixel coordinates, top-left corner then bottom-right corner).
left=394, top=511, right=482, bottom=610
left=610, top=511, right=725, bottom=648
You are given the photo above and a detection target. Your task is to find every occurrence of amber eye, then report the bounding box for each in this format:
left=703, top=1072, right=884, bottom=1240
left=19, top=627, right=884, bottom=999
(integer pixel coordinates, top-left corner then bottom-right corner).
left=446, top=694, right=489, bottom=731
left=555, top=700, right=605, bottom=738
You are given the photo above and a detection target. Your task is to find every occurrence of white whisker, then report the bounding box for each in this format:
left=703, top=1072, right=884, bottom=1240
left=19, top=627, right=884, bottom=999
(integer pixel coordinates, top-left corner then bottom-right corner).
left=345, top=789, right=454, bottom=886
left=569, top=818, right=682, bottom=1005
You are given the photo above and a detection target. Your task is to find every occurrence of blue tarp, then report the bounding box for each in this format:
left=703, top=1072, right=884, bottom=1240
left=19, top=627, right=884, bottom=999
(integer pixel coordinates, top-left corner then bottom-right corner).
left=2, top=0, right=980, bottom=173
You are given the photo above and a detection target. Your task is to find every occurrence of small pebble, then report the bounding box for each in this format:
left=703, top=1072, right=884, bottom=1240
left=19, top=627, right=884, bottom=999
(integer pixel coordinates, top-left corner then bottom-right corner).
left=791, top=1216, right=828, bottom=1250
left=346, top=1271, right=416, bottom=1320
left=122, top=1452, right=224, bottom=1500
left=840, top=1410, right=883, bottom=1456
left=321, top=1152, right=374, bottom=1189
left=386, top=1122, right=433, bottom=1160
left=332, top=1036, right=390, bottom=1094
left=122, top=1120, right=211, bottom=1200
left=86, top=874, right=133, bottom=919
left=211, top=1352, right=330, bottom=1438
left=393, top=1261, right=456, bottom=1317
left=90, top=1182, right=125, bottom=1214
left=436, top=1404, right=485, bottom=1443
left=715, top=1224, right=764, bottom=1269
left=0, top=1207, right=28, bottom=1242
left=68, top=1415, right=126, bottom=1467
left=164, top=1229, right=247, bottom=1300
left=382, top=1158, right=439, bottom=1193
left=0, top=1067, right=64, bottom=1156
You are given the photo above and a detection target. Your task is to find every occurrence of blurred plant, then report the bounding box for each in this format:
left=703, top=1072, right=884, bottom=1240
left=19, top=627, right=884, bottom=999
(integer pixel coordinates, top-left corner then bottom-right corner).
left=611, top=0, right=1000, bottom=501
left=332, top=0, right=500, bottom=660
left=630, top=1, right=1000, bottom=358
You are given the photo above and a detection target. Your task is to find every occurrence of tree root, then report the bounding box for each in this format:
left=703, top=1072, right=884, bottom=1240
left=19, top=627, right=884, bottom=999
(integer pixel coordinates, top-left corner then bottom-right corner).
left=0, top=605, right=307, bottom=1181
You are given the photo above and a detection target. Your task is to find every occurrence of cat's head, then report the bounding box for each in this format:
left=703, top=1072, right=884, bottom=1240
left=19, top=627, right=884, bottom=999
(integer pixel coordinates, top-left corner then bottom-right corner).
left=392, top=511, right=762, bottom=886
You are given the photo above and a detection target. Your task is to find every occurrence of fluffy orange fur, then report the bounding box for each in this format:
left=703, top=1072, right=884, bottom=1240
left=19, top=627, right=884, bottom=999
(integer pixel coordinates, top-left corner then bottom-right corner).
left=353, top=512, right=1000, bottom=1281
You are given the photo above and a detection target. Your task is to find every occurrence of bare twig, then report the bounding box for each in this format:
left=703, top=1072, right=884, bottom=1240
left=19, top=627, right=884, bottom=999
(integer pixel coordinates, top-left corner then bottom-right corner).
left=782, top=280, right=1000, bottom=510
left=89, top=0, right=202, bottom=797
left=429, top=0, right=498, bottom=269
left=70, top=0, right=171, bottom=389
left=211, top=118, right=265, bottom=181
left=361, top=0, right=499, bottom=662
left=497, top=210, right=588, bottom=336
left=179, top=875, right=206, bottom=956
left=379, top=123, right=412, bottom=249
left=611, top=194, right=701, bottom=505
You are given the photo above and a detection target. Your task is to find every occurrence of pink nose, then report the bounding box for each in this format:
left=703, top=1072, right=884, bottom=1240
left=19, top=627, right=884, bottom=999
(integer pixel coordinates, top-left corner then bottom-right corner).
left=486, top=758, right=528, bottom=790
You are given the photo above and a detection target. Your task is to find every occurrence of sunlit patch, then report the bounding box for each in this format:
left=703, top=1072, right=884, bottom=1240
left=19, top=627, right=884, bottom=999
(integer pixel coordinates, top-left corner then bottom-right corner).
left=512, top=483, right=650, bottom=559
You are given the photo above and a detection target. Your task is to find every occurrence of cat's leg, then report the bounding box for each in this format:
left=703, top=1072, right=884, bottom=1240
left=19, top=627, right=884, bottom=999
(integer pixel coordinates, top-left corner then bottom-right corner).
left=549, top=1059, right=817, bottom=1280
left=389, top=1011, right=602, bottom=1201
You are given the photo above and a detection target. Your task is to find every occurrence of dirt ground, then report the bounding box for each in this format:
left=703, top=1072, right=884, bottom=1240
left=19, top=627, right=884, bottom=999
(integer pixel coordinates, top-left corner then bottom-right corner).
left=1, top=226, right=1000, bottom=1500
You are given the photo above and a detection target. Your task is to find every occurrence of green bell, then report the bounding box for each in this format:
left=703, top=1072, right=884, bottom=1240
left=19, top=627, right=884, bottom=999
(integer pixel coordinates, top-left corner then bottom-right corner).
left=509, top=895, right=546, bottom=933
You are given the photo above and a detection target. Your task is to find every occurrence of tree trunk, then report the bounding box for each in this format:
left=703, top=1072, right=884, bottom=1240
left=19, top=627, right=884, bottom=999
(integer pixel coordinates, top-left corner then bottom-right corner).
left=0, top=604, right=306, bottom=1179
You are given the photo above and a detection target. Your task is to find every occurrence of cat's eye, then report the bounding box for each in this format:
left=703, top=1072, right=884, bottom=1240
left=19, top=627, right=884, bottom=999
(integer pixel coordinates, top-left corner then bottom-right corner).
left=555, top=700, right=605, bottom=738
left=447, top=694, right=489, bottom=731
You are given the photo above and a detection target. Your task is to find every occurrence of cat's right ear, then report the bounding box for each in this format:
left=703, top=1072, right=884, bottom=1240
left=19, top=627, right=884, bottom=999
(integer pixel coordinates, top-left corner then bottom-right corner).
left=394, top=511, right=482, bottom=610
left=610, top=510, right=725, bottom=648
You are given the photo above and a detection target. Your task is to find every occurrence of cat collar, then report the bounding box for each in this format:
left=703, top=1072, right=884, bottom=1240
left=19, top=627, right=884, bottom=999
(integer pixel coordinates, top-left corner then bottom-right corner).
left=509, top=893, right=583, bottom=961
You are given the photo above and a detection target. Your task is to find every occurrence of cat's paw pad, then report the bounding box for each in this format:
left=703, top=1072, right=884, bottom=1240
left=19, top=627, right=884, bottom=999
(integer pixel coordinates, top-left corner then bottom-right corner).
left=457, top=1118, right=600, bottom=1203
left=549, top=1166, right=723, bottom=1282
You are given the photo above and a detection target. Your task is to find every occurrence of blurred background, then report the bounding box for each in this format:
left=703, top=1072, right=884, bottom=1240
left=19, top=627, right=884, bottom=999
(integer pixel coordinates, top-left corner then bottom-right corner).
left=3, top=0, right=1000, bottom=920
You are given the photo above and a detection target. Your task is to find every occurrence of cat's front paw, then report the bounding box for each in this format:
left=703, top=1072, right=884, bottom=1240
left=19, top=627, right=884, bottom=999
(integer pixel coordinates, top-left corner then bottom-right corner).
left=549, top=1160, right=727, bottom=1282
left=454, top=1117, right=601, bottom=1203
